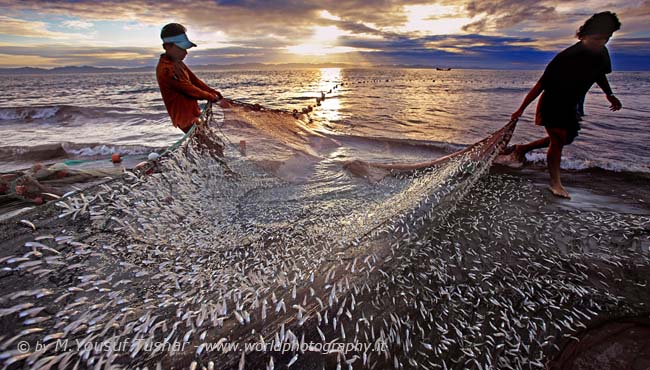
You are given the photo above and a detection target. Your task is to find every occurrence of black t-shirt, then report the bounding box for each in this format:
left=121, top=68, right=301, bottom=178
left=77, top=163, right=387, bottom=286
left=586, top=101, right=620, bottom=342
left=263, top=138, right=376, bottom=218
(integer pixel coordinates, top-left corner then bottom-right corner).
left=538, top=42, right=611, bottom=124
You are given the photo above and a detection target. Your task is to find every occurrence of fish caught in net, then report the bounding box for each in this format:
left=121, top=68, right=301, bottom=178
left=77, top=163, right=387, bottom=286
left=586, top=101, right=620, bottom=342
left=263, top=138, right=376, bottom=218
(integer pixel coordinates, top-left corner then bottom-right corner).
left=0, top=99, right=648, bottom=370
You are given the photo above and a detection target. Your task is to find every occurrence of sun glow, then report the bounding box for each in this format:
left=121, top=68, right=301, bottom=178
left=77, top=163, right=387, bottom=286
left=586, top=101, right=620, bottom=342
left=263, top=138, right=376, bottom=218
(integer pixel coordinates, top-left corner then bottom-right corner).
left=286, top=26, right=357, bottom=56
left=398, top=4, right=472, bottom=35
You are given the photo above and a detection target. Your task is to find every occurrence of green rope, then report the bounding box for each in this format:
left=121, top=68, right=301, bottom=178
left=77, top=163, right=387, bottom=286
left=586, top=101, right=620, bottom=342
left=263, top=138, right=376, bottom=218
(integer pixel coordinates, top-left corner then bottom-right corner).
left=159, top=101, right=214, bottom=157
left=160, top=124, right=197, bottom=157
left=63, top=159, right=103, bottom=166
left=53, top=103, right=212, bottom=169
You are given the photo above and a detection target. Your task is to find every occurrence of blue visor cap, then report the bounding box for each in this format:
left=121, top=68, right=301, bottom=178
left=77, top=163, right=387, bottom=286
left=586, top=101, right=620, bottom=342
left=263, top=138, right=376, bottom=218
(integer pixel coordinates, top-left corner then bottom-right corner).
left=162, top=33, right=197, bottom=49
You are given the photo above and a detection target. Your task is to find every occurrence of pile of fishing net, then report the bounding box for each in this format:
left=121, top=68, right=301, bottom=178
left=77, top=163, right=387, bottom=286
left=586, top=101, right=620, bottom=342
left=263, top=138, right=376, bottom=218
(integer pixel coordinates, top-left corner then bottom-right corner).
left=0, top=162, right=127, bottom=219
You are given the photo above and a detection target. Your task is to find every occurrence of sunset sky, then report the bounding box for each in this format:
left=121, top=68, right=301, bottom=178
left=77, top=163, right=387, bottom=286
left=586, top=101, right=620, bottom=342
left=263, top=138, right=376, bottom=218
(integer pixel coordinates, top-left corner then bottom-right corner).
left=0, top=0, right=648, bottom=70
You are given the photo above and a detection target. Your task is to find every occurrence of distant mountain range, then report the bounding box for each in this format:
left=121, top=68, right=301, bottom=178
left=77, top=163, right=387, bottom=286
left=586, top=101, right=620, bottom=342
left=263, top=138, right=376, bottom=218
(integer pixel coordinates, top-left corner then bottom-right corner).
left=0, top=63, right=459, bottom=74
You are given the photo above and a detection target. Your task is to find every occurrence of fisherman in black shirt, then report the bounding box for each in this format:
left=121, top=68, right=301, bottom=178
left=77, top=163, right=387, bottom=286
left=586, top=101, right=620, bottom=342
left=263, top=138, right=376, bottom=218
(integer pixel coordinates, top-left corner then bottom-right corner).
left=505, top=11, right=622, bottom=199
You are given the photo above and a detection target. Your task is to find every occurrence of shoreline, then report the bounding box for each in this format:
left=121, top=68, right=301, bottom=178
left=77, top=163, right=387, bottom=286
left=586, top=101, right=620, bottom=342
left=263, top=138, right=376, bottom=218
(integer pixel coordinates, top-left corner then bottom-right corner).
left=491, top=164, right=650, bottom=214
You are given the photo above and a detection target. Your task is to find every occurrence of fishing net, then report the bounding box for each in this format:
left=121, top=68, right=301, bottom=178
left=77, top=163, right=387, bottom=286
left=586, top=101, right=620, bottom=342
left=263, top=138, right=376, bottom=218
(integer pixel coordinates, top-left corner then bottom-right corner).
left=0, top=98, right=648, bottom=370
left=0, top=163, right=125, bottom=220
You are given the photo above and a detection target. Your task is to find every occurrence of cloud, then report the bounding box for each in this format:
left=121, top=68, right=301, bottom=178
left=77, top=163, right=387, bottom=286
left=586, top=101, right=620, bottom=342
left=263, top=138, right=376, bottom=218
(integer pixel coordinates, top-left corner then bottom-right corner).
left=0, top=0, right=647, bottom=69
left=0, top=44, right=157, bottom=67
left=0, top=0, right=642, bottom=42
left=0, top=16, right=84, bottom=39
left=123, top=23, right=146, bottom=31
left=617, top=1, right=650, bottom=36
left=0, top=0, right=424, bottom=37
left=188, top=46, right=275, bottom=63
left=62, top=20, right=94, bottom=29
left=460, top=0, right=557, bottom=32
left=0, top=0, right=165, bottom=23
left=609, top=37, right=650, bottom=56
left=329, top=20, right=391, bottom=38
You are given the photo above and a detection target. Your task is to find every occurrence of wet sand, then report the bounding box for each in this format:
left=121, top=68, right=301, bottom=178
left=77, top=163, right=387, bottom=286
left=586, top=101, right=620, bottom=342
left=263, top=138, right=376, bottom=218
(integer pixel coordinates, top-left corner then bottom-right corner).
left=492, top=165, right=650, bottom=215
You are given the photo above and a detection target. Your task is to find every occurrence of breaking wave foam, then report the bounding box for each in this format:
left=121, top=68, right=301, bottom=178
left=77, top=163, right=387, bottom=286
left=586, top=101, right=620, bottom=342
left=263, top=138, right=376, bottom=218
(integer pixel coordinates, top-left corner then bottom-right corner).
left=0, top=105, right=135, bottom=122
left=0, top=142, right=160, bottom=161
left=525, top=152, right=650, bottom=174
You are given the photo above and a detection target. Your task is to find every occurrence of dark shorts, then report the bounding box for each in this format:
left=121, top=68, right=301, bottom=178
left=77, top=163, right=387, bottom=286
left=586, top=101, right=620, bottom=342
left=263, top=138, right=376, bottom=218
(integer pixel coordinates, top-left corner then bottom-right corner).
left=542, top=119, right=581, bottom=145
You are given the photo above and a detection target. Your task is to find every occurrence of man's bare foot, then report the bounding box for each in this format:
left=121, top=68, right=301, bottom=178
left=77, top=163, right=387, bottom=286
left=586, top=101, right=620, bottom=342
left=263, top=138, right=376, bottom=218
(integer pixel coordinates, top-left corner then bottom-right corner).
left=547, top=185, right=571, bottom=199
left=511, top=145, right=526, bottom=163
left=494, top=145, right=525, bottom=168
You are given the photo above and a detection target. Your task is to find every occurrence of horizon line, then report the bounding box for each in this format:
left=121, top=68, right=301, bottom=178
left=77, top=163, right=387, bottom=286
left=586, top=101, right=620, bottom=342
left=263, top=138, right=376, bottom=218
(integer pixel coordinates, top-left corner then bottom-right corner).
left=0, top=63, right=647, bottom=72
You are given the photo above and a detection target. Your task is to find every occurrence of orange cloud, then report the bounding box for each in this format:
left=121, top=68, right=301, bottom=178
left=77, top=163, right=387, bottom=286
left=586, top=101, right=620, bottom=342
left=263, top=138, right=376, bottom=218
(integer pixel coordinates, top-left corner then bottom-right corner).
left=0, top=16, right=83, bottom=39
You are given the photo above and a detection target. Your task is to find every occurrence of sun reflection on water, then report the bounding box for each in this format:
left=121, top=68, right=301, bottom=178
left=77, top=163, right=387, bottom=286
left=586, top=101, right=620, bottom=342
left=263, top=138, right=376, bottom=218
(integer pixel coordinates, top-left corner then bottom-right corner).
left=316, top=68, right=342, bottom=123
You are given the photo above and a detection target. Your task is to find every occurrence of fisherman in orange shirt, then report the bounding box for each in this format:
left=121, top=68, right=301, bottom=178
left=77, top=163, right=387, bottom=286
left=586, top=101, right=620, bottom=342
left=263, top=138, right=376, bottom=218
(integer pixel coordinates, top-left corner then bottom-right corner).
left=156, top=23, right=222, bottom=133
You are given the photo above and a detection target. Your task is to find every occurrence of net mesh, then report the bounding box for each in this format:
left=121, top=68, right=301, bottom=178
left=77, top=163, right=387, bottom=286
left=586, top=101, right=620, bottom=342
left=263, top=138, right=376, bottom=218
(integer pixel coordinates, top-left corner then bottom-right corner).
left=0, top=101, right=648, bottom=370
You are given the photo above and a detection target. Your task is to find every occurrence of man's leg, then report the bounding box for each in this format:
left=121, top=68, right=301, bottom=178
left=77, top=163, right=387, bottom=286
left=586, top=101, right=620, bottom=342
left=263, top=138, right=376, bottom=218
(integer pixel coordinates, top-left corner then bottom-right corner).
left=545, top=127, right=570, bottom=199
left=512, top=137, right=550, bottom=162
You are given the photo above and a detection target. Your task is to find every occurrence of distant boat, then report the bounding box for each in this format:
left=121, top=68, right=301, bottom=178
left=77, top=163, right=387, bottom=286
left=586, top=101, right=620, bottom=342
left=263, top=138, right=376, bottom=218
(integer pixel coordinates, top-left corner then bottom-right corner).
left=436, top=67, right=452, bottom=71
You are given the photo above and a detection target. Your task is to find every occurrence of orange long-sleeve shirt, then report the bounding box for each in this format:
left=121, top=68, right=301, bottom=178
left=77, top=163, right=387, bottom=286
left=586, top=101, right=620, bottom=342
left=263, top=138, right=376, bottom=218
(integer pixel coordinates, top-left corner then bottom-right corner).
left=156, top=54, right=217, bottom=130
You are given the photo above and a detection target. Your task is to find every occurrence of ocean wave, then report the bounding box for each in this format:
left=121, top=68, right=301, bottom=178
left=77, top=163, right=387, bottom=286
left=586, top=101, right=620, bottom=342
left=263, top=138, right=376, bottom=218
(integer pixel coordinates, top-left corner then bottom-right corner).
left=326, top=132, right=468, bottom=155
left=63, top=143, right=157, bottom=157
left=525, top=152, right=650, bottom=174
left=0, top=106, right=61, bottom=120
left=0, top=105, right=134, bottom=122
left=117, top=87, right=160, bottom=95
left=0, top=142, right=161, bottom=161
left=471, top=87, right=530, bottom=94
